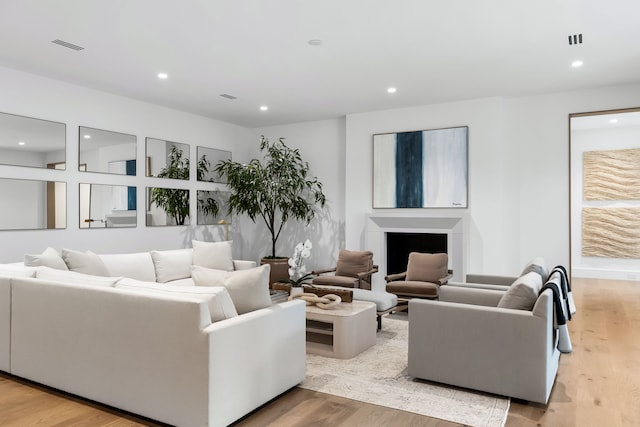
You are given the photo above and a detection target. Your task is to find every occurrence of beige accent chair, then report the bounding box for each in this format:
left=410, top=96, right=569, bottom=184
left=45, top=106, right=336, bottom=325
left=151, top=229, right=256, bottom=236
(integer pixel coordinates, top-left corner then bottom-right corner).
left=312, top=250, right=378, bottom=290
left=385, top=252, right=451, bottom=299
left=407, top=274, right=560, bottom=404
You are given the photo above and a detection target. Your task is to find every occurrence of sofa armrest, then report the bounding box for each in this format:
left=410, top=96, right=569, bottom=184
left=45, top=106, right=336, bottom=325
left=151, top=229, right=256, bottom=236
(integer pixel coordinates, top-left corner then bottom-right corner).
left=311, top=267, right=337, bottom=275
left=438, top=285, right=505, bottom=307
left=385, top=271, right=406, bottom=282
left=205, top=299, right=306, bottom=426
left=465, top=273, right=517, bottom=286
left=446, top=281, right=511, bottom=292
left=233, top=260, right=257, bottom=270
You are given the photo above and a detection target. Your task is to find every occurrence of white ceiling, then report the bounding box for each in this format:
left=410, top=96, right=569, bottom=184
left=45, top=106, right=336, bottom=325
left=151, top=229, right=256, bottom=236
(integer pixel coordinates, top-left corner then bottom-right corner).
left=1, top=0, right=639, bottom=128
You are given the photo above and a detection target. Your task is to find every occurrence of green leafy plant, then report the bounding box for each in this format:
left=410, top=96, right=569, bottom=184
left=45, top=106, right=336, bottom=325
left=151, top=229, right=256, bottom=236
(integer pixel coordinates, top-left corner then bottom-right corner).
left=215, top=136, right=326, bottom=257
left=150, top=145, right=219, bottom=225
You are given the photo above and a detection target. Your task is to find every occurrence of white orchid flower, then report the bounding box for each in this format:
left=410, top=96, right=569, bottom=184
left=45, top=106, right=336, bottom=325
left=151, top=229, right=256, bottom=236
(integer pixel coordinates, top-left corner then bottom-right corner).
left=288, top=268, right=296, bottom=277
left=288, top=258, right=296, bottom=267
left=303, top=239, right=312, bottom=250
left=301, top=248, right=311, bottom=259
left=295, top=242, right=304, bottom=252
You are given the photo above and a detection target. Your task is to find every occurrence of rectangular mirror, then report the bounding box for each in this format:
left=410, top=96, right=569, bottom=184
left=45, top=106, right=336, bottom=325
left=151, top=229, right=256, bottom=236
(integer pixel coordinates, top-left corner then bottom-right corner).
left=196, top=146, right=231, bottom=183
left=197, top=190, right=231, bottom=225
left=0, top=177, right=66, bottom=230
left=146, top=186, right=190, bottom=226
left=146, top=138, right=190, bottom=180
left=79, top=127, right=137, bottom=175
left=80, top=183, right=137, bottom=228
left=0, top=111, right=66, bottom=169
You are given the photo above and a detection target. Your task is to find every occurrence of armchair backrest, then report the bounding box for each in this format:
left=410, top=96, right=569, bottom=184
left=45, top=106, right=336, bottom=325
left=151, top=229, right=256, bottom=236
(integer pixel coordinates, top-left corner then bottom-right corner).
left=405, top=252, right=448, bottom=283
left=335, top=250, right=373, bottom=279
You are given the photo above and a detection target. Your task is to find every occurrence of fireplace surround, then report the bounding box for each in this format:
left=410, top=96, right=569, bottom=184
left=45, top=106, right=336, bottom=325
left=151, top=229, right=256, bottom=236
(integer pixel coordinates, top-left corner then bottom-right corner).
left=365, top=213, right=468, bottom=291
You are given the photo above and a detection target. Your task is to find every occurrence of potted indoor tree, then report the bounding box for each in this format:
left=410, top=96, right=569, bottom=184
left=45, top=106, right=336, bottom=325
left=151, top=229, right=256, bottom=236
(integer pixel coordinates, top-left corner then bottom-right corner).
left=150, top=145, right=219, bottom=225
left=215, top=136, right=326, bottom=283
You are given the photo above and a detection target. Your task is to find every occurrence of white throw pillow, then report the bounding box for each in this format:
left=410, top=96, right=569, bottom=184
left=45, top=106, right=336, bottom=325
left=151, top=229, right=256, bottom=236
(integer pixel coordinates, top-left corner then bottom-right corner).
left=191, top=264, right=271, bottom=314
left=99, top=252, right=157, bottom=282
left=192, top=240, right=234, bottom=271
left=61, top=248, right=110, bottom=276
left=116, top=277, right=238, bottom=322
left=36, top=266, right=120, bottom=287
left=150, top=248, right=193, bottom=283
left=497, top=271, right=543, bottom=311
left=24, top=247, right=69, bottom=270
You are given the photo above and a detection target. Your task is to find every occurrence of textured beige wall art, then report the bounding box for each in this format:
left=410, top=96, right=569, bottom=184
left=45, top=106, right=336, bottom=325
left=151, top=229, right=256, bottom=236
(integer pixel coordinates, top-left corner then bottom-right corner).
left=582, top=207, right=640, bottom=258
left=583, top=148, right=640, bottom=201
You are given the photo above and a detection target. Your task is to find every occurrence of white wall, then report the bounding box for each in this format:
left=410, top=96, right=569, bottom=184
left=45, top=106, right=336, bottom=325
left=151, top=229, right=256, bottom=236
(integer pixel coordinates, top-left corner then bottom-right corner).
left=345, top=84, right=640, bottom=277
left=250, top=118, right=346, bottom=271
left=571, top=124, right=640, bottom=280
left=0, top=66, right=252, bottom=262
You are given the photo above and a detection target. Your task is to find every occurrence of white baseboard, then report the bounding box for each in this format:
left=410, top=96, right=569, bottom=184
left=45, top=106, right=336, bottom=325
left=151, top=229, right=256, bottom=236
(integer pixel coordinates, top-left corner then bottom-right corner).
left=572, top=268, right=640, bottom=281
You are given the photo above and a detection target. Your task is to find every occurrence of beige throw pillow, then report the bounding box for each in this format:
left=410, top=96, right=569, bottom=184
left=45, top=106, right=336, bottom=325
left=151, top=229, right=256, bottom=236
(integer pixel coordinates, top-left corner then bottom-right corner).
left=192, top=240, right=234, bottom=271
left=497, top=271, right=543, bottom=310
left=24, top=247, right=69, bottom=270
left=191, top=264, right=271, bottom=314
left=150, top=248, right=193, bottom=283
left=61, top=248, right=110, bottom=276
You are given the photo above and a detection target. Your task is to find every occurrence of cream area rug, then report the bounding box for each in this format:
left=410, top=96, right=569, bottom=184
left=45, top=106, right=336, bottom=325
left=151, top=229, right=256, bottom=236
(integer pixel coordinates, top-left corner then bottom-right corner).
left=300, top=316, right=509, bottom=427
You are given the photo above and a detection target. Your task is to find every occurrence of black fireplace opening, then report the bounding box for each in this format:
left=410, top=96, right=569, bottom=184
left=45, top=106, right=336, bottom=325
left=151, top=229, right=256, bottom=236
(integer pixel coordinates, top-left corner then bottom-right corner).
left=386, top=232, right=448, bottom=275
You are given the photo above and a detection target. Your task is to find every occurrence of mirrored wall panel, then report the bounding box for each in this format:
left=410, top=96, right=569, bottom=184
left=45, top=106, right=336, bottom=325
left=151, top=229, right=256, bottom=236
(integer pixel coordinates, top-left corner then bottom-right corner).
left=80, top=183, right=137, bottom=228
left=0, top=177, right=66, bottom=230
left=0, top=111, right=66, bottom=169
left=147, top=186, right=190, bottom=226
left=146, top=138, right=190, bottom=180
left=197, top=190, right=231, bottom=225
left=79, top=127, right=136, bottom=175
left=196, top=146, right=231, bottom=183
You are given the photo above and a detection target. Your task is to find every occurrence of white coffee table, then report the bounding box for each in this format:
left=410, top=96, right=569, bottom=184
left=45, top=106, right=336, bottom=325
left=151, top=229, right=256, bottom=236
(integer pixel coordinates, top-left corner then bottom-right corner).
left=305, top=300, right=376, bottom=359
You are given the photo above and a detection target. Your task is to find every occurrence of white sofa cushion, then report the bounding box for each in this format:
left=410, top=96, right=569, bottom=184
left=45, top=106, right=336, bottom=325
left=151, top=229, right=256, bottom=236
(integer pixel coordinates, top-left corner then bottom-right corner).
left=192, top=240, right=234, bottom=271
left=61, top=248, right=110, bottom=276
left=99, top=252, right=157, bottom=282
left=191, top=264, right=271, bottom=314
left=497, top=271, right=542, bottom=310
left=150, top=249, right=193, bottom=283
left=116, top=278, right=238, bottom=322
left=24, top=247, right=69, bottom=270
left=36, top=266, right=121, bottom=287
left=0, top=264, right=37, bottom=278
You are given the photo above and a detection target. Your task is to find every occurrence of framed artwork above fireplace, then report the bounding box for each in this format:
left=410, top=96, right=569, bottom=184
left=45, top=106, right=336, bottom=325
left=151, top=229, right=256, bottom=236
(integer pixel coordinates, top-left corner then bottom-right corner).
left=373, top=126, right=468, bottom=208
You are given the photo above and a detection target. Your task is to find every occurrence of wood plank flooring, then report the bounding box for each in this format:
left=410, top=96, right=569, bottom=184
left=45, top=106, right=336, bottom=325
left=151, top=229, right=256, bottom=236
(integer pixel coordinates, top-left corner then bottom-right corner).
left=0, top=277, right=638, bottom=426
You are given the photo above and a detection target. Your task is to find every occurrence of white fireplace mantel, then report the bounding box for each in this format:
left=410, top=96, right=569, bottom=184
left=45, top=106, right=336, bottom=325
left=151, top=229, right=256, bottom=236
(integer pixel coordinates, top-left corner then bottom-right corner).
left=365, top=212, right=469, bottom=291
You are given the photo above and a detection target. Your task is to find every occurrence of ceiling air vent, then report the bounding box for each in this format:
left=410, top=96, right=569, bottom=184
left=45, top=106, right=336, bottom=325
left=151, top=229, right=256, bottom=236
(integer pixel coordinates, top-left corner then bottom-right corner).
left=51, top=39, right=84, bottom=51
left=219, top=94, right=237, bottom=100
left=568, top=34, right=583, bottom=45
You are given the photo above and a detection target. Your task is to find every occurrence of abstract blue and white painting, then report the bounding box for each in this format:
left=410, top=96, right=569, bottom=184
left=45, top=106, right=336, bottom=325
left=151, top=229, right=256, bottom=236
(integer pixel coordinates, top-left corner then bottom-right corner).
left=373, top=126, right=468, bottom=208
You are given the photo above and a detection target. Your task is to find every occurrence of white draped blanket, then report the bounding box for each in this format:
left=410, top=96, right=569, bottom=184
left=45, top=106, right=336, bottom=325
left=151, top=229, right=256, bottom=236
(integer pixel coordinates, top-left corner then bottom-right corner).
left=300, top=316, right=509, bottom=427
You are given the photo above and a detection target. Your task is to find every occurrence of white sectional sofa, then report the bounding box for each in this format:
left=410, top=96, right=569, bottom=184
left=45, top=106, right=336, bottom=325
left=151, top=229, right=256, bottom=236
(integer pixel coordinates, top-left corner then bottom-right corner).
left=0, top=243, right=307, bottom=427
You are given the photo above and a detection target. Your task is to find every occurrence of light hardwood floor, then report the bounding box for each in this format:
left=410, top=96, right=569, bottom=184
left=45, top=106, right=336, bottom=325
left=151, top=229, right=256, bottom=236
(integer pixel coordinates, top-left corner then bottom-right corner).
left=0, top=278, right=638, bottom=426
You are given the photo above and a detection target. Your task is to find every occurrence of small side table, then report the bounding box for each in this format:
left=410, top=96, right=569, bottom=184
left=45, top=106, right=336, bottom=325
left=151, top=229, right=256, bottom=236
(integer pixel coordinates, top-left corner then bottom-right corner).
left=305, top=301, right=376, bottom=359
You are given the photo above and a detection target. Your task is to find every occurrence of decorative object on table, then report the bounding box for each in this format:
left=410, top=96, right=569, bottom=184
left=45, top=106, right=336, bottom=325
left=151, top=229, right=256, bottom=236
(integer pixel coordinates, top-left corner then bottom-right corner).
left=287, top=240, right=314, bottom=286
left=214, top=136, right=326, bottom=283
left=288, top=292, right=342, bottom=309
left=372, top=126, right=468, bottom=208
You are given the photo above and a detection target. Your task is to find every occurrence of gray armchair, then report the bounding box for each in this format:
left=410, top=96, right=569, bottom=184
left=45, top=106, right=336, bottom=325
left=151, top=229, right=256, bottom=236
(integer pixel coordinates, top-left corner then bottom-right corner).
left=312, top=249, right=378, bottom=290
left=407, top=273, right=560, bottom=404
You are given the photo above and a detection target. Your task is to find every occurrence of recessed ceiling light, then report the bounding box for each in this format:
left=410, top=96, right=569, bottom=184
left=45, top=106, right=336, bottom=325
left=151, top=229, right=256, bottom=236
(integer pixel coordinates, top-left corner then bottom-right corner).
left=260, top=105, right=268, bottom=111
left=18, top=141, right=25, bottom=146
left=308, top=39, right=323, bottom=46
left=571, top=60, right=583, bottom=68
left=387, top=87, right=397, bottom=94
left=157, top=72, right=168, bottom=79
left=83, top=134, right=91, bottom=139
left=610, top=118, right=619, bottom=124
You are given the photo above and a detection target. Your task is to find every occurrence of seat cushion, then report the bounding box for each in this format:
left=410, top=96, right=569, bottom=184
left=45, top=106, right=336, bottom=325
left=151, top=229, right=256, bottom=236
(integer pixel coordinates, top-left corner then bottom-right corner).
left=312, top=275, right=358, bottom=288
left=405, top=252, right=448, bottom=283
left=335, top=250, right=373, bottom=278
left=386, top=280, right=439, bottom=297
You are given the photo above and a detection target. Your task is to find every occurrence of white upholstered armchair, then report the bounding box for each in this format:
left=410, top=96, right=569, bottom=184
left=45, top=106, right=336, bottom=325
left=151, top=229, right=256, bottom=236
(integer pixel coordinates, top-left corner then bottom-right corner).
left=407, top=280, right=560, bottom=404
